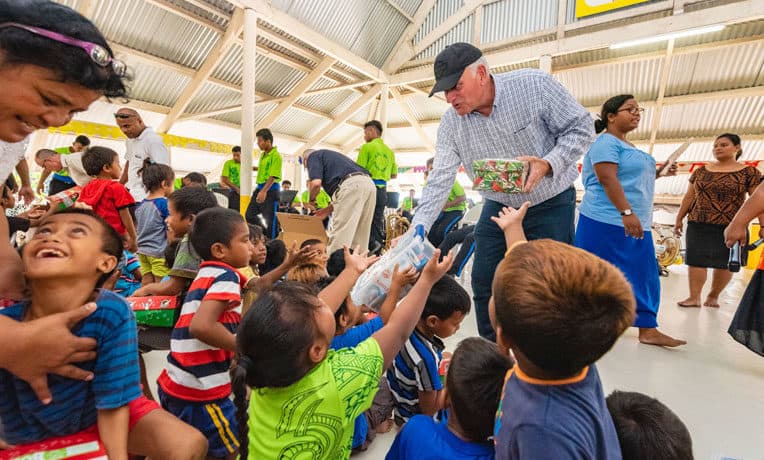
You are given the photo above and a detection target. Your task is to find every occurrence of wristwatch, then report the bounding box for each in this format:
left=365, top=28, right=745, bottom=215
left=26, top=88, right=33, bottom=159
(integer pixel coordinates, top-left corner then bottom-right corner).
left=620, top=209, right=633, bottom=216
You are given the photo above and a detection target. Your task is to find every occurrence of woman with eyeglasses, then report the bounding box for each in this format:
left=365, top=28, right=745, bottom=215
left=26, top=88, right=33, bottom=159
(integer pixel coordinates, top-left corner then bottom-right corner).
left=674, top=134, right=761, bottom=308
left=0, top=2, right=207, bottom=458
left=575, top=94, right=686, bottom=348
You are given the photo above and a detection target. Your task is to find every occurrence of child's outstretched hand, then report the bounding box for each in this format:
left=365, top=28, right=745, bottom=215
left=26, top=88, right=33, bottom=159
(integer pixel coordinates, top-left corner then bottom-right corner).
left=391, top=264, right=418, bottom=289
left=344, top=245, right=379, bottom=274
left=284, top=241, right=317, bottom=268
left=490, top=202, right=530, bottom=232
left=420, top=249, right=454, bottom=284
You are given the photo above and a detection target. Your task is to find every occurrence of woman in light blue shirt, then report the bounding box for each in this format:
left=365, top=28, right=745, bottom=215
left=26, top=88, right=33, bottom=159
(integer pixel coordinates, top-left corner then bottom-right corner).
left=576, top=94, right=686, bottom=348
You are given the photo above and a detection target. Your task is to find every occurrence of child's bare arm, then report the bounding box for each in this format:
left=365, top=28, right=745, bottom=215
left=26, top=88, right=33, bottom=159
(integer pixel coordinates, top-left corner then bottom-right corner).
left=319, top=245, right=378, bottom=313
left=118, top=208, right=138, bottom=252
left=490, top=202, right=530, bottom=250
left=133, top=275, right=187, bottom=297
left=98, top=406, right=130, bottom=460
left=189, top=299, right=236, bottom=352
left=247, top=243, right=315, bottom=293
left=418, top=390, right=441, bottom=416
left=378, top=265, right=418, bottom=324
left=372, top=251, right=454, bottom=369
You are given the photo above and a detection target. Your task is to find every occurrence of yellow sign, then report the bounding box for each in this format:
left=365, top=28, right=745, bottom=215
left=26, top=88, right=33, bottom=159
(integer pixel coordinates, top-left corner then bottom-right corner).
left=575, top=0, right=650, bottom=18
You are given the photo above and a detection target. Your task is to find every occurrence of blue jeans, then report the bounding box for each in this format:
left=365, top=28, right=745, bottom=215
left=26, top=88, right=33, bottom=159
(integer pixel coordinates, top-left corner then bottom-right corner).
left=472, top=187, right=576, bottom=341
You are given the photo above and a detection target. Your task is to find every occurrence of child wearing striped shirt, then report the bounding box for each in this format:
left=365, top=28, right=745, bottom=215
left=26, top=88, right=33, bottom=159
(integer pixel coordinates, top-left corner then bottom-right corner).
left=156, top=207, right=253, bottom=459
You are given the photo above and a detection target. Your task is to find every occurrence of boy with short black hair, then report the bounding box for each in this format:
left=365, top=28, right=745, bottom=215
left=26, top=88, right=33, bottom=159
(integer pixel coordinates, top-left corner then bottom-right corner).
left=387, top=274, right=471, bottom=425
left=157, top=207, right=252, bottom=459
left=80, top=146, right=137, bottom=252
left=489, top=203, right=635, bottom=460
left=606, top=391, right=693, bottom=460
left=387, top=337, right=513, bottom=459
left=0, top=209, right=143, bottom=460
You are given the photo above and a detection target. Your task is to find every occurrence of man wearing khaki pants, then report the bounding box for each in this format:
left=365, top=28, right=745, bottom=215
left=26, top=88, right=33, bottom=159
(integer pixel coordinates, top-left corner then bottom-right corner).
left=302, top=149, right=377, bottom=253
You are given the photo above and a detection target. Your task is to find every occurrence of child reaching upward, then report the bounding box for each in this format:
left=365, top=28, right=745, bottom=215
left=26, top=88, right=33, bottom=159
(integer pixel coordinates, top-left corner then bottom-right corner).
left=0, top=209, right=141, bottom=460
left=231, top=250, right=454, bottom=460
left=387, top=337, right=514, bottom=459
left=489, top=203, right=635, bottom=460
left=388, top=275, right=471, bottom=425
left=156, top=207, right=252, bottom=459
left=80, top=147, right=137, bottom=252
left=135, top=160, right=175, bottom=285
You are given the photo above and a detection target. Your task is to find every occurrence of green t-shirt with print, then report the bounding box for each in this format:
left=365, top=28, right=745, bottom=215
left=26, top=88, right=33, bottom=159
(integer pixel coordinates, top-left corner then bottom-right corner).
left=356, top=138, right=396, bottom=184
left=301, top=189, right=331, bottom=209
left=53, top=146, right=72, bottom=177
left=221, top=159, right=241, bottom=187
left=255, top=147, right=282, bottom=185
left=247, top=338, right=383, bottom=460
left=444, top=181, right=467, bottom=212
left=401, top=196, right=414, bottom=212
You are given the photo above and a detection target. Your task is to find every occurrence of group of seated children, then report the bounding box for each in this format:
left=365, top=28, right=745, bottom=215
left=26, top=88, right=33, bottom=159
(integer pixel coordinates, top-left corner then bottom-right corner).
left=0, top=144, right=694, bottom=460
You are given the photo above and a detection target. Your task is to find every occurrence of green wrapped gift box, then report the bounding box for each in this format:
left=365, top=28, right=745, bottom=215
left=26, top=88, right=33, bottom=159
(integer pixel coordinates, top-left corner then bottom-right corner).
left=127, top=296, right=178, bottom=327
left=472, top=159, right=528, bottom=194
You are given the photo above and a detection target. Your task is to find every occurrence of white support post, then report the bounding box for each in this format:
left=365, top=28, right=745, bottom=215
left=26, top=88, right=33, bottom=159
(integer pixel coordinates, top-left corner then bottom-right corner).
left=240, top=7, right=257, bottom=215
left=539, top=54, right=553, bottom=73
left=557, top=0, right=568, bottom=39
left=472, top=5, right=483, bottom=45
left=379, top=84, right=389, bottom=141
left=648, top=39, right=675, bottom=155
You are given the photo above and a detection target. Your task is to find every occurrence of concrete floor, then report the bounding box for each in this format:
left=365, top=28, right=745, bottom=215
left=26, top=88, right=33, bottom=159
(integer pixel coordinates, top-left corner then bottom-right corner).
left=144, top=264, right=764, bottom=460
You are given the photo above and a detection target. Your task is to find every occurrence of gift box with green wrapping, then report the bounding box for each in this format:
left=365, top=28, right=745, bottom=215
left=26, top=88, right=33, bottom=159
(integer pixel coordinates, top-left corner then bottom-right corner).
left=48, top=185, right=82, bottom=210
left=127, top=296, right=178, bottom=327
left=472, top=159, right=528, bottom=194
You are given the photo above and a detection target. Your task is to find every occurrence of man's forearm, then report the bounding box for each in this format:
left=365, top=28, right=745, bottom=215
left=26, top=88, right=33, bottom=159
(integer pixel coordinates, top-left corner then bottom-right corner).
left=15, top=160, right=31, bottom=187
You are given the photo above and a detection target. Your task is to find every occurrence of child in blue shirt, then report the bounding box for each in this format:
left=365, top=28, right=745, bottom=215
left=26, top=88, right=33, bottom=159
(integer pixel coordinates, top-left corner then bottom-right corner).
left=387, top=337, right=513, bottom=460
left=489, top=203, right=634, bottom=460
left=114, top=250, right=142, bottom=297
left=134, top=161, right=175, bottom=285
left=0, top=209, right=141, bottom=460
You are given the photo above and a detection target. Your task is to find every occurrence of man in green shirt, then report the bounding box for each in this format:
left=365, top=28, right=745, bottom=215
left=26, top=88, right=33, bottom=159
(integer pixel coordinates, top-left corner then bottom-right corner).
left=357, top=120, right=397, bottom=253
left=220, top=145, right=241, bottom=211
left=37, top=134, right=89, bottom=195
left=399, top=188, right=416, bottom=221
left=245, top=128, right=282, bottom=238
left=425, top=157, right=466, bottom=247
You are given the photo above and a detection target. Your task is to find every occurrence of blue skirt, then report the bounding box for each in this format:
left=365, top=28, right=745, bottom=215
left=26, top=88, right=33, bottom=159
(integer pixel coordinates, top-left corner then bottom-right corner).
left=575, top=214, right=659, bottom=328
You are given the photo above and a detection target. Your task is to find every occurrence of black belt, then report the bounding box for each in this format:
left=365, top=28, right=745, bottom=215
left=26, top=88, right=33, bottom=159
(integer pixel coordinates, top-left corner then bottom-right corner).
left=337, top=171, right=368, bottom=189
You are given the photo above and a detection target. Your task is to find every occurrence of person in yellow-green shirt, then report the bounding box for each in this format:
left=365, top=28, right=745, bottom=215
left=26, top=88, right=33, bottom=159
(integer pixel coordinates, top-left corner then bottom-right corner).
left=425, top=157, right=466, bottom=247
left=220, top=145, right=241, bottom=211
left=245, top=128, right=282, bottom=238
left=357, top=120, right=397, bottom=253
left=399, top=188, right=416, bottom=221
left=36, top=134, right=90, bottom=195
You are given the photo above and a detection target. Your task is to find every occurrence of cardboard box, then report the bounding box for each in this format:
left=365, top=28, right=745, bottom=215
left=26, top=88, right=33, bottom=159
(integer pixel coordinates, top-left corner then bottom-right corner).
left=276, top=212, right=328, bottom=247
left=48, top=186, right=82, bottom=210
left=3, top=429, right=107, bottom=459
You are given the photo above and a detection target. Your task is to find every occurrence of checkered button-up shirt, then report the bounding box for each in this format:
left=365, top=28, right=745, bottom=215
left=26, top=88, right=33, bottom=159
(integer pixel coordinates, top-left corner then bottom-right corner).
left=412, top=69, right=594, bottom=231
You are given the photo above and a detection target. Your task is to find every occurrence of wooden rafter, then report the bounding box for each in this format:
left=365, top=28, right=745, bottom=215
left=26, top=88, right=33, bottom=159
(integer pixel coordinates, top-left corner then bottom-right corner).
left=410, top=0, right=482, bottom=57
left=383, top=0, right=414, bottom=22
left=383, top=0, right=437, bottom=73
left=389, top=87, right=435, bottom=153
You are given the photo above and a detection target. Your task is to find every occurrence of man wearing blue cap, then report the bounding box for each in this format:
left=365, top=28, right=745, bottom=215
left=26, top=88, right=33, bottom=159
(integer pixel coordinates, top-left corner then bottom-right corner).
left=411, top=43, right=594, bottom=341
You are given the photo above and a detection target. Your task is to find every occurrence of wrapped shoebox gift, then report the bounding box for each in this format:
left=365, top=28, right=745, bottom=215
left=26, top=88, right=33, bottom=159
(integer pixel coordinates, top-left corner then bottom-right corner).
left=2, top=429, right=107, bottom=459
left=48, top=186, right=82, bottom=210
left=472, top=159, right=529, bottom=194
left=127, top=296, right=178, bottom=327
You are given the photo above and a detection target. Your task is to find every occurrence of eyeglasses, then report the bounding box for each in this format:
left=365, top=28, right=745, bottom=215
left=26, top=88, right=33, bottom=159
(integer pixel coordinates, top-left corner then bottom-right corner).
left=114, top=113, right=133, bottom=119
left=0, top=22, right=119, bottom=70
left=617, top=107, right=645, bottom=115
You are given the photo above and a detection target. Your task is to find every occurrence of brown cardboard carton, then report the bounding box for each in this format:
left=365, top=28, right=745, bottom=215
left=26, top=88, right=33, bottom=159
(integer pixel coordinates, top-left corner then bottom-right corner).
left=276, top=212, right=328, bottom=246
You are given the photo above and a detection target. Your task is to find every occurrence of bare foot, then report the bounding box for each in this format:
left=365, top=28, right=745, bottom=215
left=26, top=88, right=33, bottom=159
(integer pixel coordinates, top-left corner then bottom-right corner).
left=703, top=297, right=720, bottom=308
left=638, top=328, right=687, bottom=347
left=677, top=298, right=700, bottom=308
left=375, top=418, right=394, bottom=434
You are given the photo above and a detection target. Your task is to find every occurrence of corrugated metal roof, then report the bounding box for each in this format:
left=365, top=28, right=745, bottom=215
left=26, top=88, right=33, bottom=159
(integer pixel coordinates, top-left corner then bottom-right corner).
left=121, top=58, right=190, bottom=107
left=481, top=0, right=557, bottom=44
left=185, top=82, right=241, bottom=114
left=395, top=0, right=424, bottom=16
left=658, top=96, right=764, bottom=138
left=416, top=15, right=473, bottom=59
left=298, top=91, right=358, bottom=116
left=212, top=45, right=307, bottom=97
left=665, top=41, right=764, bottom=96
left=401, top=93, right=448, bottom=120
left=270, top=107, right=329, bottom=138
left=555, top=57, right=664, bottom=107
left=92, top=0, right=220, bottom=70
left=166, top=0, right=230, bottom=28
left=324, top=124, right=359, bottom=146
left=414, top=0, right=462, bottom=42
left=350, top=2, right=410, bottom=67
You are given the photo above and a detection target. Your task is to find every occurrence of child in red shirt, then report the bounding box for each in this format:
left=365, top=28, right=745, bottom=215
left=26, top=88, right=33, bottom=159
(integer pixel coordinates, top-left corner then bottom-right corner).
left=80, top=147, right=137, bottom=251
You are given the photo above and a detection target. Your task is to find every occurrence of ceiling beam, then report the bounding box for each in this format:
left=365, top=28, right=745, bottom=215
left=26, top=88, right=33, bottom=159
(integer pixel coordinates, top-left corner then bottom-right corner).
left=257, top=56, right=337, bottom=127
left=234, top=0, right=386, bottom=82
left=390, top=87, right=435, bottom=153
left=411, top=0, right=483, bottom=57
left=383, top=0, right=414, bottom=22
left=157, top=7, right=245, bottom=133
left=389, top=0, right=764, bottom=85
left=301, top=84, right=383, bottom=152
left=472, top=4, right=483, bottom=45
left=383, top=0, right=437, bottom=73
left=583, top=86, right=764, bottom=112
left=648, top=39, right=675, bottom=154
left=76, top=0, right=98, bottom=18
